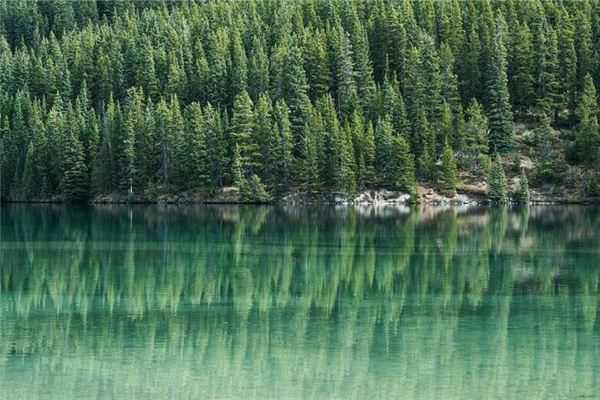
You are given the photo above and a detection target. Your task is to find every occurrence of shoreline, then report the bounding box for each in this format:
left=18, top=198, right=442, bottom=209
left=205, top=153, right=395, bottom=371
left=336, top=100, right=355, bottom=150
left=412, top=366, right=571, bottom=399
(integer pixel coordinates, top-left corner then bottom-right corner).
left=2, top=188, right=599, bottom=206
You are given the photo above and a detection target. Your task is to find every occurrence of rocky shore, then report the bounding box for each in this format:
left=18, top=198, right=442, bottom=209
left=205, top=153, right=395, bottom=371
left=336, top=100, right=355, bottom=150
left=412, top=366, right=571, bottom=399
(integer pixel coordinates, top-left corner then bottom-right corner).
left=84, top=185, right=599, bottom=206
left=4, top=184, right=598, bottom=206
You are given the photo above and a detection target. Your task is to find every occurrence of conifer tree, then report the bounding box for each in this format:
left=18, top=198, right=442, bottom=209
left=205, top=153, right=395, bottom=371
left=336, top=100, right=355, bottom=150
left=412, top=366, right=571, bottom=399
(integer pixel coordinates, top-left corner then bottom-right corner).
left=184, top=102, right=210, bottom=190
left=283, top=44, right=311, bottom=159
left=248, top=38, right=270, bottom=101
left=253, top=93, right=275, bottom=184
left=557, top=9, right=577, bottom=116
left=439, top=42, right=461, bottom=113
left=334, top=28, right=358, bottom=120
left=61, top=107, right=88, bottom=202
left=438, top=101, right=454, bottom=153
left=273, top=100, right=294, bottom=191
left=574, top=74, right=600, bottom=169
left=231, top=90, right=260, bottom=177
left=381, top=74, right=409, bottom=138
left=232, top=143, right=248, bottom=194
left=487, top=15, right=514, bottom=153
left=27, top=102, right=48, bottom=197
left=20, top=142, right=35, bottom=200
left=488, top=157, right=508, bottom=203
left=2, top=0, right=600, bottom=203
left=375, top=116, right=394, bottom=188
left=338, top=123, right=357, bottom=196
left=229, top=27, right=248, bottom=102
left=393, top=134, right=417, bottom=195
left=204, top=103, right=226, bottom=188
left=119, top=112, right=136, bottom=197
left=351, top=22, right=376, bottom=118
left=416, top=110, right=436, bottom=180
left=461, top=99, right=490, bottom=177
left=440, top=139, right=458, bottom=195
left=534, top=115, right=562, bottom=183
left=510, top=23, right=534, bottom=115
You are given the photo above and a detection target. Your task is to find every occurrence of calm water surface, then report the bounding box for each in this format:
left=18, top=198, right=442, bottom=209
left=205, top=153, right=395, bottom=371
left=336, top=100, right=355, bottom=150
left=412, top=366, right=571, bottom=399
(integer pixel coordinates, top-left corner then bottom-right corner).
left=0, top=204, right=599, bottom=399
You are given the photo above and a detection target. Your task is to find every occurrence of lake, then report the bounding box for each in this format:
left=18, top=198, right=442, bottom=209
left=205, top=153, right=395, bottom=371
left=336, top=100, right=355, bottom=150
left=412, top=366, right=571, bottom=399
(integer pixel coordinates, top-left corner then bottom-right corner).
left=0, top=204, right=599, bottom=399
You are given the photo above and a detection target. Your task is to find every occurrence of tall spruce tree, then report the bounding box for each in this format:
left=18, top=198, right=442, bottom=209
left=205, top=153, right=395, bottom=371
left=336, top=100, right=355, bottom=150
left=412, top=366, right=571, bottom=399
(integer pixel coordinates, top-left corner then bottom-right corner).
left=487, top=15, right=514, bottom=153
left=488, top=157, right=508, bottom=202
left=574, top=74, right=600, bottom=169
left=439, top=139, right=458, bottom=195
left=61, top=107, right=88, bottom=201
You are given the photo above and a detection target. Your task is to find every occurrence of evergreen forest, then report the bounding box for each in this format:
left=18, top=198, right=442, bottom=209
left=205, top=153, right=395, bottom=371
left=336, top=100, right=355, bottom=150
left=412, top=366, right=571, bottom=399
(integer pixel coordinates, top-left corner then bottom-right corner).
left=1, top=0, right=600, bottom=202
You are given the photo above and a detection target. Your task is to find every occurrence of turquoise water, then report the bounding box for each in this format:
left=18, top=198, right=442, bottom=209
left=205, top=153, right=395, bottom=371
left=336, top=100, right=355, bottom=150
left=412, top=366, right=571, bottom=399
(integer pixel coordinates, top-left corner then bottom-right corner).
left=0, top=205, right=599, bottom=399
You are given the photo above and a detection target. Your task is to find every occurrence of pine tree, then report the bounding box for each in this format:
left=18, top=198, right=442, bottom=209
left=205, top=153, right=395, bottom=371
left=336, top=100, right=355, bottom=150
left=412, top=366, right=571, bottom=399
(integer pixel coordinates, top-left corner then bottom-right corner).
left=351, top=21, right=376, bottom=118
left=184, top=102, right=210, bottom=190
left=460, top=27, right=481, bottom=103
left=248, top=37, right=270, bottom=101
left=375, top=116, right=393, bottom=188
left=488, top=157, right=508, bottom=203
left=334, top=28, right=358, bottom=120
left=461, top=99, right=490, bottom=177
left=437, top=101, right=454, bottom=153
left=273, top=100, right=294, bottom=191
left=300, top=107, right=322, bottom=193
left=283, top=44, right=311, bottom=160
left=338, top=123, right=357, bottom=196
left=416, top=110, right=436, bottom=180
left=318, top=94, right=342, bottom=189
left=393, top=134, right=417, bottom=196
left=168, top=95, right=186, bottom=189
left=230, top=90, right=260, bottom=177
left=232, top=143, right=248, bottom=194
left=557, top=8, right=577, bottom=117
left=510, top=23, right=534, bottom=115
left=574, top=74, right=600, bottom=169
left=439, top=139, right=458, bottom=195
left=20, top=141, right=35, bottom=200
left=253, top=93, right=275, bottom=185
left=534, top=115, right=563, bottom=183
left=61, top=107, right=88, bottom=202
left=421, top=35, right=443, bottom=124
left=381, top=74, right=409, bottom=138
left=304, top=30, right=332, bottom=100
left=27, top=102, right=48, bottom=197
left=439, top=42, right=461, bottom=113
left=119, top=115, right=136, bottom=197
left=487, top=15, right=514, bottom=153
left=204, top=103, right=226, bottom=188
left=229, top=27, right=248, bottom=102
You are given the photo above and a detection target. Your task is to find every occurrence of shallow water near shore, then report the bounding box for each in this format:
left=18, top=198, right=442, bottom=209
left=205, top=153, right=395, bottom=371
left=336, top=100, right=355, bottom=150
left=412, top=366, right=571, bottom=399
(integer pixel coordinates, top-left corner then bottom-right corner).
left=0, top=204, right=599, bottom=399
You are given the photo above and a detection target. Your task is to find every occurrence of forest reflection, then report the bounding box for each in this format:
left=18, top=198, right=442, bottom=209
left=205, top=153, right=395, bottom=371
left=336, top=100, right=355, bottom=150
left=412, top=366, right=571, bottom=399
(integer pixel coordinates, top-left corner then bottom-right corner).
left=1, top=205, right=599, bottom=399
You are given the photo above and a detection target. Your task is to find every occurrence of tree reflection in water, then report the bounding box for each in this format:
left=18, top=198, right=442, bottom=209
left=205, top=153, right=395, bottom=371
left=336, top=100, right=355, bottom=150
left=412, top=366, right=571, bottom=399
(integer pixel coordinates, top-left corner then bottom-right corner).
left=0, top=204, right=599, bottom=399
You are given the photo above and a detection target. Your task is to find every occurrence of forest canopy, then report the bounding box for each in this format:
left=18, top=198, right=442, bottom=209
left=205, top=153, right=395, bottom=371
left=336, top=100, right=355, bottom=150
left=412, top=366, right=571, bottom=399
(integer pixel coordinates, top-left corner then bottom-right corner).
left=1, top=0, right=599, bottom=202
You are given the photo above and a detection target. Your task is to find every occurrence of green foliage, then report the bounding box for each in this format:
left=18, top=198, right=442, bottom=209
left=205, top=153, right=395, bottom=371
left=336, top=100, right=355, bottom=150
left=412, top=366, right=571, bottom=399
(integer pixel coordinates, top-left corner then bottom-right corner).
left=487, top=15, right=514, bottom=154
left=0, top=0, right=599, bottom=202
left=513, top=170, right=530, bottom=203
left=393, top=134, right=417, bottom=196
left=584, top=174, right=599, bottom=197
left=533, top=115, right=563, bottom=184
left=439, top=140, right=458, bottom=195
left=61, top=108, right=89, bottom=202
left=461, top=99, right=490, bottom=178
left=574, top=74, right=600, bottom=169
left=488, top=158, right=508, bottom=203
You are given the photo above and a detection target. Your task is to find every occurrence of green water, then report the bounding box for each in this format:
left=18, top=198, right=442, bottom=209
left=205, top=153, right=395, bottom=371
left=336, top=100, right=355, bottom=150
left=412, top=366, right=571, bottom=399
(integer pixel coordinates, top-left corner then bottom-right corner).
left=0, top=205, right=599, bottom=399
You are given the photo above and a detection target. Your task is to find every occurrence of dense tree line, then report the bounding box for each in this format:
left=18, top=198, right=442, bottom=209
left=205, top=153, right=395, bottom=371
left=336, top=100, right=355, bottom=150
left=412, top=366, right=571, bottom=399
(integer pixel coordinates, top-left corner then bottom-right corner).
left=1, top=0, right=599, bottom=201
